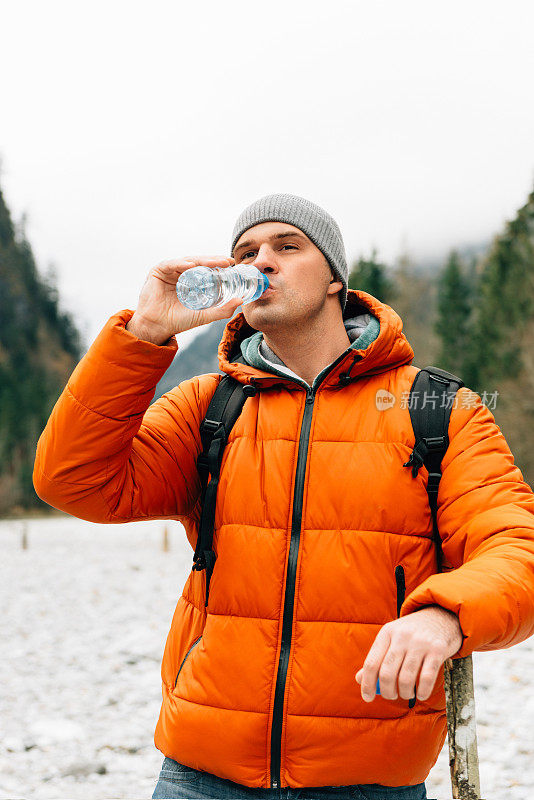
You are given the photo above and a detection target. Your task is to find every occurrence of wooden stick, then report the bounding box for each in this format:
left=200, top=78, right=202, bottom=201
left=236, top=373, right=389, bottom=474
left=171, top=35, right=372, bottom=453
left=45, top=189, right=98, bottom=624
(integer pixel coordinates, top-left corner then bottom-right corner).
left=162, top=525, right=170, bottom=552
left=444, top=655, right=484, bottom=799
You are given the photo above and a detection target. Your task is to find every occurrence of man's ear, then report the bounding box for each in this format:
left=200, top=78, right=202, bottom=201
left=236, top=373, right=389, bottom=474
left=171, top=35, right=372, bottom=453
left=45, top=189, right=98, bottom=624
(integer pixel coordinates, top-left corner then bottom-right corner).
left=328, top=278, right=343, bottom=294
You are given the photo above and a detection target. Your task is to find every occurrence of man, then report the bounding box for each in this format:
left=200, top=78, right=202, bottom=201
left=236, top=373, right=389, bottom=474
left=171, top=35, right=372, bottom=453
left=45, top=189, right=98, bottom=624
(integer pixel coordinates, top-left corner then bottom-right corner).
left=33, top=193, right=534, bottom=800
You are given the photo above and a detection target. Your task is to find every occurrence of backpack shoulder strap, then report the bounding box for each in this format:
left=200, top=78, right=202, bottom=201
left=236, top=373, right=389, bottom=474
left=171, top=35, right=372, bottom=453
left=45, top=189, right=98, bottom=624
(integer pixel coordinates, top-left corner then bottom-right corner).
left=403, top=366, right=464, bottom=573
left=193, top=357, right=257, bottom=606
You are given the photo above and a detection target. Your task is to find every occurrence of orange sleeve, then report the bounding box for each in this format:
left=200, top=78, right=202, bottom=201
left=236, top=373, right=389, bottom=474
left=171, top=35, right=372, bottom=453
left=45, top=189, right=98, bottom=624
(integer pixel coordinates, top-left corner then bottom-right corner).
left=33, top=309, right=219, bottom=524
left=400, top=387, right=534, bottom=657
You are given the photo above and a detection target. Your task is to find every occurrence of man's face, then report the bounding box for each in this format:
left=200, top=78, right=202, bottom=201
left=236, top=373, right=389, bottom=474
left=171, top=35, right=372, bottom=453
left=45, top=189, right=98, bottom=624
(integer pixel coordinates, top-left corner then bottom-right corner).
left=232, top=221, right=342, bottom=332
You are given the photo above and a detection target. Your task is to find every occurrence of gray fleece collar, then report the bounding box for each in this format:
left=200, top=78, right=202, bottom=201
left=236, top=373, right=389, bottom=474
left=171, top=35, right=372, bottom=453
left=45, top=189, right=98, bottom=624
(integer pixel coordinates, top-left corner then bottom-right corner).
left=239, top=311, right=380, bottom=390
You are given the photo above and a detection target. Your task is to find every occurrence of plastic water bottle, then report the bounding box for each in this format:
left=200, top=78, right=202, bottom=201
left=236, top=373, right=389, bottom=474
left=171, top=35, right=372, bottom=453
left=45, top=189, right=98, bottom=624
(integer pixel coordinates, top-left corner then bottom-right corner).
left=176, top=265, right=270, bottom=310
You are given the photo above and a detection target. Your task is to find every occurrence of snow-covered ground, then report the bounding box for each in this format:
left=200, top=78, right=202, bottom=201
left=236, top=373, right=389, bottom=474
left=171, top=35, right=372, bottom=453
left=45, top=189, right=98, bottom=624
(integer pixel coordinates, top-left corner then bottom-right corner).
left=1, top=516, right=532, bottom=800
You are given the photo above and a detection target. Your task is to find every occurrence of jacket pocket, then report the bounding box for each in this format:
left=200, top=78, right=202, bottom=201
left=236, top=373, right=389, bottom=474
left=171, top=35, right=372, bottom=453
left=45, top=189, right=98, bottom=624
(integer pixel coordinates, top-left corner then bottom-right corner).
left=174, top=636, right=202, bottom=689
left=394, top=565, right=406, bottom=618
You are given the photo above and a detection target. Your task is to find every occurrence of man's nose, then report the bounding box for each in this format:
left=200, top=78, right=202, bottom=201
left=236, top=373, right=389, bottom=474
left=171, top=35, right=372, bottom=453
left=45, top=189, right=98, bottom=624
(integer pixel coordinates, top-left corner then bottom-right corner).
left=253, top=245, right=278, bottom=273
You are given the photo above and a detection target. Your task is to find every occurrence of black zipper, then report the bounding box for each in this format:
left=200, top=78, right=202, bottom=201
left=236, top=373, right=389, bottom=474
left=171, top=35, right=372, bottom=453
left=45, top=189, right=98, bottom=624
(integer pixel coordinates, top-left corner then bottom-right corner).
left=268, top=350, right=363, bottom=789
left=174, top=636, right=202, bottom=688
left=269, top=387, right=315, bottom=788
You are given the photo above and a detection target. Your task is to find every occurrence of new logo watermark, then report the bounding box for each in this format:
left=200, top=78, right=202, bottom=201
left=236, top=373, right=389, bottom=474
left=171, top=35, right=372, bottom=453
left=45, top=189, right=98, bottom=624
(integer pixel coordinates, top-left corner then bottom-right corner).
left=375, top=389, right=397, bottom=411
left=375, top=389, right=499, bottom=411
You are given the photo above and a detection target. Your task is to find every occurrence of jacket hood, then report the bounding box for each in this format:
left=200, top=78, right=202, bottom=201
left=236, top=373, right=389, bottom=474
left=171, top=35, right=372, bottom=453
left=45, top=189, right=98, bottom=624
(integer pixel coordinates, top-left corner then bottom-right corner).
left=217, top=289, right=415, bottom=390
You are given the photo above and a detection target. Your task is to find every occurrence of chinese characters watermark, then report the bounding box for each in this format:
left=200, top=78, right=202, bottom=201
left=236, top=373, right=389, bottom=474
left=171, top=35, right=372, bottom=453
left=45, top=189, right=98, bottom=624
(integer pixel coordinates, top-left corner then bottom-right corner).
left=375, top=388, right=499, bottom=412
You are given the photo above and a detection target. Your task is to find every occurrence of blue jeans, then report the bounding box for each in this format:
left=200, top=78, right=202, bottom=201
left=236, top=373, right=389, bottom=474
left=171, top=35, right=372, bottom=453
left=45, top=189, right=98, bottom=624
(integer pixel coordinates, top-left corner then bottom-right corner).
left=152, top=757, right=428, bottom=799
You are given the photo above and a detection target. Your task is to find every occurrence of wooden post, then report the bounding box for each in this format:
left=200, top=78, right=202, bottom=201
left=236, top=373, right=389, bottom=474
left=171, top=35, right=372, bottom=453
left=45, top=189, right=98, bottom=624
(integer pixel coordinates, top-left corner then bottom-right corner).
left=444, top=655, right=484, bottom=800
left=162, top=525, right=170, bottom=552
left=21, top=521, right=28, bottom=550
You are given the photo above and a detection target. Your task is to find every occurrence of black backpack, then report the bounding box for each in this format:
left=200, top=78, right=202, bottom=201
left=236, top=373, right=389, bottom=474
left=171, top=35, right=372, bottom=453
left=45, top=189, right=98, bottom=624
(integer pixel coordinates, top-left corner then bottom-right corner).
left=192, top=364, right=464, bottom=608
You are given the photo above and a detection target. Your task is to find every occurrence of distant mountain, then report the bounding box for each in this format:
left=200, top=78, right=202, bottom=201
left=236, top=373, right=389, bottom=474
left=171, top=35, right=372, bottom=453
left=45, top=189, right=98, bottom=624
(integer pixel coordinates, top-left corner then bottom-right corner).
left=154, top=318, right=229, bottom=401
left=412, top=240, right=491, bottom=275
left=0, top=183, right=82, bottom=516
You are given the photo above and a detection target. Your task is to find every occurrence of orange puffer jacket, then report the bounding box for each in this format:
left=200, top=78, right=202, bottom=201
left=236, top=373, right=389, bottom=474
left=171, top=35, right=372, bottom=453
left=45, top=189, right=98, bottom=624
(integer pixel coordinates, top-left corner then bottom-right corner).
left=33, top=290, right=534, bottom=790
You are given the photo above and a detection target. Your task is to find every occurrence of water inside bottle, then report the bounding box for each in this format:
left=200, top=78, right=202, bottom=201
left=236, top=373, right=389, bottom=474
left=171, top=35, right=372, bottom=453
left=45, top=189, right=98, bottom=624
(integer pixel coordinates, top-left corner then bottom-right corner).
left=176, top=267, right=220, bottom=310
left=176, top=266, right=269, bottom=310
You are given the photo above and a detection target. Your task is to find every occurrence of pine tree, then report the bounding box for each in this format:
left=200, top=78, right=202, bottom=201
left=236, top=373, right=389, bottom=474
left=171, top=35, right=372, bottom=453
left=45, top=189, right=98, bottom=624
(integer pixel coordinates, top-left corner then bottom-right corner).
left=347, top=248, right=394, bottom=303
left=387, top=249, right=440, bottom=368
left=0, top=182, right=82, bottom=514
left=462, top=187, right=534, bottom=480
left=469, top=191, right=534, bottom=389
left=434, top=250, right=475, bottom=380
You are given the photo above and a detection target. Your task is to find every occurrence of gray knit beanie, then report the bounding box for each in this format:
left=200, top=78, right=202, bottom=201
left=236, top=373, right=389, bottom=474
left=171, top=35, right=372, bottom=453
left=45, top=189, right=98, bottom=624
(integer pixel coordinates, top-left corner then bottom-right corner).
left=230, top=193, right=348, bottom=310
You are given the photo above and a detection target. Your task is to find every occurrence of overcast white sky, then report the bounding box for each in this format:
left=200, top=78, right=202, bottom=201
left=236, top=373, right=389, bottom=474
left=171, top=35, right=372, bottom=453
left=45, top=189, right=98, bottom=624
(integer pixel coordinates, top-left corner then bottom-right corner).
left=1, top=0, right=534, bottom=351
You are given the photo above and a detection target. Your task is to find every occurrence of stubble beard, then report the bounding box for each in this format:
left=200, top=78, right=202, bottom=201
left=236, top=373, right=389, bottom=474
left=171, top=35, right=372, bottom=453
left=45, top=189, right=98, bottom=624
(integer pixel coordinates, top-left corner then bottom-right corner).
left=244, top=289, right=326, bottom=334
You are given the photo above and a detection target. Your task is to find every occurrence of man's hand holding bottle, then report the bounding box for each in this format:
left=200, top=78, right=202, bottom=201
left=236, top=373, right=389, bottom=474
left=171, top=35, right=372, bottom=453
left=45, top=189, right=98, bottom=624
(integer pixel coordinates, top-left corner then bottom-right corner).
left=126, top=256, right=243, bottom=345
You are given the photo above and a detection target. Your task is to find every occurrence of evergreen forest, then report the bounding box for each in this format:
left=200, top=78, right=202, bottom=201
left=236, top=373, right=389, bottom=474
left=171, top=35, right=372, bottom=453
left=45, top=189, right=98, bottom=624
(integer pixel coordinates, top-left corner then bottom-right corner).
left=1, top=181, right=533, bottom=516
left=0, top=186, right=81, bottom=515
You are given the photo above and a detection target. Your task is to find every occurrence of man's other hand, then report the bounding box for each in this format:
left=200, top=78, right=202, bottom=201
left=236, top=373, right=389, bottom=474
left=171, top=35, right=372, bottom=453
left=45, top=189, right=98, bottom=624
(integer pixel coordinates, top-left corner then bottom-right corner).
left=355, top=605, right=463, bottom=702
